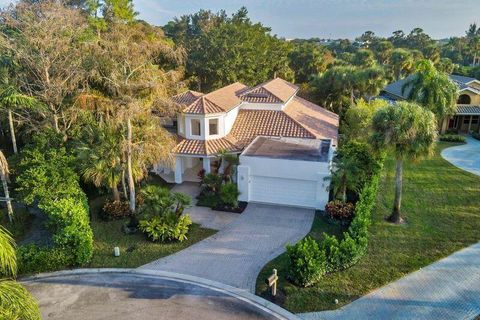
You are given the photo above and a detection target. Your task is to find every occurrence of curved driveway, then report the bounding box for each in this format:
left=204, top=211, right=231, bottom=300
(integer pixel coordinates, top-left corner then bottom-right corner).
left=23, top=270, right=299, bottom=320
left=139, top=203, right=314, bottom=292
left=441, top=136, right=480, bottom=176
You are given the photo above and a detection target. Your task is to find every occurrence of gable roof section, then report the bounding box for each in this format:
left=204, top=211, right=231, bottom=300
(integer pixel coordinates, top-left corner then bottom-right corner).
left=229, top=109, right=315, bottom=148
left=238, top=78, right=299, bottom=104
left=284, top=96, right=339, bottom=145
left=171, top=83, right=247, bottom=115
left=171, top=90, right=203, bottom=106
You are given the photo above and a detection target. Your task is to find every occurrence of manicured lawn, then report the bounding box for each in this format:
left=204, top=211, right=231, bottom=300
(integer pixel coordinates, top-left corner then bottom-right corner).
left=87, top=179, right=216, bottom=268
left=256, top=142, right=480, bottom=313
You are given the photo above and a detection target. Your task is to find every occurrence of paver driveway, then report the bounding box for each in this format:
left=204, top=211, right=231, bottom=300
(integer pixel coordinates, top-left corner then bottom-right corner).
left=441, top=136, right=480, bottom=176
left=139, top=203, right=314, bottom=292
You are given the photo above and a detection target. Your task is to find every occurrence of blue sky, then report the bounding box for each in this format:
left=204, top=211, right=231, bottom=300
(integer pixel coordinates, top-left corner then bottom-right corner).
left=1, top=0, right=479, bottom=39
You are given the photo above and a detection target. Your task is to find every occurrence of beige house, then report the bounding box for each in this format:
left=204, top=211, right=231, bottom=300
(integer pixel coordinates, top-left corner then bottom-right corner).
left=381, top=74, right=480, bottom=134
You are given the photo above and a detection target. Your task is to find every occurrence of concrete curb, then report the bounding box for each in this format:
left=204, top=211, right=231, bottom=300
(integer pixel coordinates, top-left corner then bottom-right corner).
left=22, top=268, right=300, bottom=320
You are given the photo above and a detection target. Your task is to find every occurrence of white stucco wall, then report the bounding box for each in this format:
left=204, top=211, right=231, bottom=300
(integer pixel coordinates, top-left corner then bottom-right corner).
left=237, top=156, right=331, bottom=210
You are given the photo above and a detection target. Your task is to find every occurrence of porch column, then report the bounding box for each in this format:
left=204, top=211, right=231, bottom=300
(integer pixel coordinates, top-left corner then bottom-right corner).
left=468, top=115, right=473, bottom=132
left=203, top=157, right=211, bottom=174
left=175, top=157, right=183, bottom=184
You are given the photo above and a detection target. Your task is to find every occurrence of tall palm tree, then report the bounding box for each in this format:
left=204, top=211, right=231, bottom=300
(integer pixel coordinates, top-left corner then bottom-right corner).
left=371, top=102, right=437, bottom=223
left=0, top=150, right=13, bottom=223
left=0, top=225, right=41, bottom=320
left=402, top=60, right=458, bottom=122
left=0, top=83, right=37, bottom=154
left=390, top=48, right=413, bottom=80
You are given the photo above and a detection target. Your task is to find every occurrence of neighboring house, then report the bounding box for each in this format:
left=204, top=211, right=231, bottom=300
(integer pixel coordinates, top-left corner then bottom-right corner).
left=154, top=78, right=339, bottom=209
left=381, top=74, right=480, bottom=134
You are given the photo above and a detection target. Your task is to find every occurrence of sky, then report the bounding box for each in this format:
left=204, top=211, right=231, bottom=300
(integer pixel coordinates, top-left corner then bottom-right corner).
left=1, top=0, right=479, bottom=40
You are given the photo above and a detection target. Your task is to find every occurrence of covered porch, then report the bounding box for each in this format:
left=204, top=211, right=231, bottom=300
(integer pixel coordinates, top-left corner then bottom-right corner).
left=152, top=156, right=216, bottom=184
left=442, top=105, right=480, bottom=134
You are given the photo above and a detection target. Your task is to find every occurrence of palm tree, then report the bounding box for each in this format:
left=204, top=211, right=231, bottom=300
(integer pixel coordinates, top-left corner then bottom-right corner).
left=402, top=60, right=458, bottom=122
left=371, top=102, right=437, bottom=223
left=77, top=122, right=123, bottom=201
left=330, top=153, right=363, bottom=202
left=390, top=48, right=413, bottom=80
left=0, top=83, right=37, bottom=154
left=0, top=150, right=13, bottom=223
left=0, top=225, right=41, bottom=320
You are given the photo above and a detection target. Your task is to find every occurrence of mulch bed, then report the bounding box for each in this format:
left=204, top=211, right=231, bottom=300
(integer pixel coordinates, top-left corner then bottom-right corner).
left=212, top=201, right=248, bottom=214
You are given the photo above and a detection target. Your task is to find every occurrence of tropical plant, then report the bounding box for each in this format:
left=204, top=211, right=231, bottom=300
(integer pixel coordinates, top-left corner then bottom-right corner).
left=139, top=213, right=192, bottom=242
left=219, top=182, right=240, bottom=208
left=343, top=98, right=388, bottom=141
left=286, top=236, right=327, bottom=287
left=0, top=226, right=41, bottom=320
left=371, top=101, right=437, bottom=223
left=139, top=185, right=173, bottom=218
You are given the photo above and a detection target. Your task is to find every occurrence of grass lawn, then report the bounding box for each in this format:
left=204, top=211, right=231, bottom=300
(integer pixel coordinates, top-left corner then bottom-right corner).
left=87, top=178, right=216, bottom=268
left=256, top=142, right=480, bottom=313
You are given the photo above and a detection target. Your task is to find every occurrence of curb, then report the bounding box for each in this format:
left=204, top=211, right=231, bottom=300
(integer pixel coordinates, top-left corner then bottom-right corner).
left=22, top=268, right=301, bottom=320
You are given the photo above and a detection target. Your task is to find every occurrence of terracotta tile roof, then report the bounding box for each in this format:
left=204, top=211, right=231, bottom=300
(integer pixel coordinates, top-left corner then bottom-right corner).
left=229, top=110, right=315, bottom=147
left=284, top=96, right=339, bottom=145
left=238, top=78, right=298, bottom=104
left=183, top=96, right=225, bottom=114
left=171, top=90, right=203, bottom=106
left=174, top=136, right=240, bottom=156
left=173, top=83, right=248, bottom=115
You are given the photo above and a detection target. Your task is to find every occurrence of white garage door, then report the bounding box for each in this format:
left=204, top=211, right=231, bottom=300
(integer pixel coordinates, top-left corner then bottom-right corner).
left=249, top=176, right=317, bottom=208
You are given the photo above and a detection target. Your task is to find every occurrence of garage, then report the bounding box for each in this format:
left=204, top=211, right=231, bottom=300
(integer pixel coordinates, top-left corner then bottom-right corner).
left=237, top=136, right=334, bottom=210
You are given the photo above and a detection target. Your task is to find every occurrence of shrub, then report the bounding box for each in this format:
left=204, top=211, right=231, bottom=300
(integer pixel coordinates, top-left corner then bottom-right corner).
left=17, top=245, right=71, bottom=275
left=201, top=173, right=223, bottom=193
left=439, top=134, right=466, bottom=143
left=286, top=237, right=327, bottom=287
left=139, top=213, right=192, bottom=242
left=325, top=201, right=355, bottom=223
left=139, top=185, right=173, bottom=217
left=219, top=183, right=240, bottom=208
left=101, top=200, right=131, bottom=220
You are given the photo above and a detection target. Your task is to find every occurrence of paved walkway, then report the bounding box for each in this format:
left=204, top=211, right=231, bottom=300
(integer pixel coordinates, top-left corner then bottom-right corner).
left=173, top=182, right=239, bottom=230
left=441, top=136, right=480, bottom=176
left=23, top=269, right=299, bottom=320
left=301, top=242, right=480, bottom=320
left=139, top=202, right=314, bottom=292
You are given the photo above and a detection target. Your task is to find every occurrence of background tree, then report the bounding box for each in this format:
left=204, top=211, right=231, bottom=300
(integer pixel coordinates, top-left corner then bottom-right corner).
left=0, top=150, right=13, bottom=223
left=0, top=1, right=90, bottom=137
left=343, top=98, right=388, bottom=141
left=288, top=41, right=333, bottom=83
left=371, top=102, right=437, bottom=223
left=389, top=48, right=414, bottom=80
left=0, top=225, right=40, bottom=320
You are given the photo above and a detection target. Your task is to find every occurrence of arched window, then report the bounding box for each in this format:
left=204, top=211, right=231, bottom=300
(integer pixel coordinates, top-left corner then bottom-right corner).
left=457, top=94, right=471, bottom=104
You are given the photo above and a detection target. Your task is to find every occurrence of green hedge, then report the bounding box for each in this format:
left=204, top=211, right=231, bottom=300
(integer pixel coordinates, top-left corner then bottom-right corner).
left=439, top=134, right=466, bottom=143
left=15, top=133, right=93, bottom=274
left=287, top=174, right=380, bottom=286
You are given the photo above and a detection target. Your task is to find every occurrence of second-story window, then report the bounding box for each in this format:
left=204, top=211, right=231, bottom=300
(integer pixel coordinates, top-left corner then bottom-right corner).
left=209, top=118, right=218, bottom=135
left=191, top=119, right=201, bottom=136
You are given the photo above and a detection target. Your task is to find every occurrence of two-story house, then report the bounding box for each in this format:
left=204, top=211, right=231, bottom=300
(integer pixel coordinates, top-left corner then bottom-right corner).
left=153, top=78, right=339, bottom=209
left=381, top=74, right=480, bottom=133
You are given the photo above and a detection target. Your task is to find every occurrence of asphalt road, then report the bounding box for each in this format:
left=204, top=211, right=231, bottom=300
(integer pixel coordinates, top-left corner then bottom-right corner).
left=23, top=271, right=288, bottom=320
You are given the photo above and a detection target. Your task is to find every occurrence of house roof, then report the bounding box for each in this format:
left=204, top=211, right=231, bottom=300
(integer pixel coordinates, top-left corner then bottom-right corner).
left=237, top=78, right=298, bottom=104
left=173, top=136, right=240, bottom=156
left=242, top=136, right=331, bottom=162
left=382, top=74, right=480, bottom=101
left=457, top=105, right=480, bottom=115
left=172, top=83, right=248, bottom=115
left=284, top=96, right=339, bottom=145
left=229, top=109, right=315, bottom=148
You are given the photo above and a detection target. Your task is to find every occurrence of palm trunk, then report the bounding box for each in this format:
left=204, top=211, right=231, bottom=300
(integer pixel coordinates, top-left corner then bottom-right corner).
left=388, top=157, right=404, bottom=223
left=1, top=171, right=13, bottom=223
left=112, top=184, right=120, bottom=202
left=127, top=117, right=135, bottom=213
left=53, top=113, right=60, bottom=133
left=121, top=169, right=128, bottom=200
left=7, top=109, right=17, bottom=154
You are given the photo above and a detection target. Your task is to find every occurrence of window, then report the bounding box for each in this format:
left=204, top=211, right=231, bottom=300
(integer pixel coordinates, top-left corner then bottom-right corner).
left=457, top=94, right=471, bottom=104
left=471, top=116, right=479, bottom=125
left=463, top=116, right=471, bottom=124
left=209, top=118, right=218, bottom=135
left=191, top=119, right=201, bottom=136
